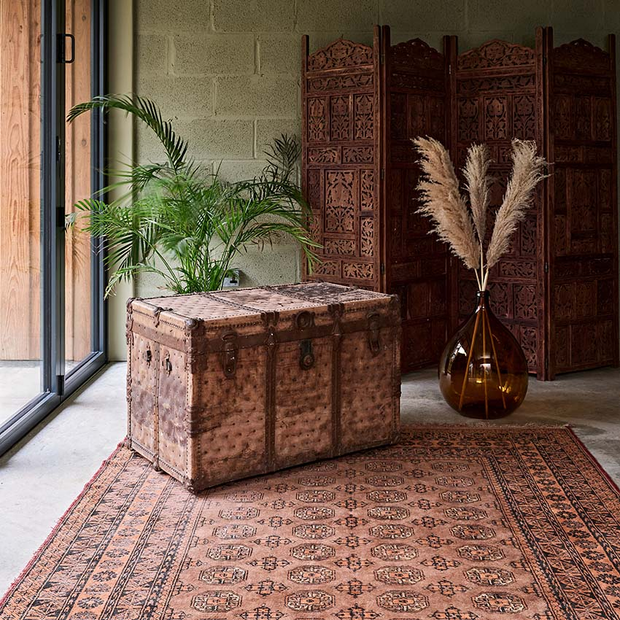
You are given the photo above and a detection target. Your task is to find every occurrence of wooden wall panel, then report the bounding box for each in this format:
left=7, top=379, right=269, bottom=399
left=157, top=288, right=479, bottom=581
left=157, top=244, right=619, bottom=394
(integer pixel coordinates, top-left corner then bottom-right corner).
left=0, top=0, right=41, bottom=360
left=0, top=0, right=92, bottom=363
left=65, top=0, right=92, bottom=363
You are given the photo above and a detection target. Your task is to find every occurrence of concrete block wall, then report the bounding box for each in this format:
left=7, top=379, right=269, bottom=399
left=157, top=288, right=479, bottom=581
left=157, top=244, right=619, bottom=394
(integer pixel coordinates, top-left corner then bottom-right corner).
left=134, top=0, right=620, bottom=298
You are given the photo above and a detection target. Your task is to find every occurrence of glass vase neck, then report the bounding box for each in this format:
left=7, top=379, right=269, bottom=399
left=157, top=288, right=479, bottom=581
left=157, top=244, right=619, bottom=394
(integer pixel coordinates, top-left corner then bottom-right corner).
left=476, top=290, right=490, bottom=307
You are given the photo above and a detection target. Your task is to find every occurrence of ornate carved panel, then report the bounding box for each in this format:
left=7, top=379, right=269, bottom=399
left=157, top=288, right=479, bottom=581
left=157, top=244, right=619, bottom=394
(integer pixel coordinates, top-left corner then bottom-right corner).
left=553, top=39, right=612, bottom=74
left=308, top=98, right=328, bottom=142
left=342, top=262, right=374, bottom=279
left=513, top=95, right=536, bottom=139
left=342, top=146, right=373, bottom=163
left=485, top=97, right=508, bottom=140
left=360, top=218, right=374, bottom=257
left=307, top=169, right=322, bottom=210
left=384, top=32, right=451, bottom=372
left=458, top=98, right=480, bottom=142
left=354, top=94, right=374, bottom=139
left=325, top=171, right=356, bottom=233
left=324, top=237, right=356, bottom=256
left=308, top=39, right=373, bottom=72
left=360, top=170, right=375, bottom=211
left=330, top=96, right=351, bottom=141
left=455, top=36, right=542, bottom=374
left=302, top=35, right=380, bottom=292
left=458, top=40, right=535, bottom=70
left=302, top=29, right=618, bottom=378
left=549, top=32, right=618, bottom=376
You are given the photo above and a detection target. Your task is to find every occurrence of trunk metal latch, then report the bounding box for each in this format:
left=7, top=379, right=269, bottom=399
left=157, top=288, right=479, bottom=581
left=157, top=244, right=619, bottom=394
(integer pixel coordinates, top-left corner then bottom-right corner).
left=222, top=332, right=239, bottom=378
left=300, top=340, right=315, bottom=370
left=368, top=313, right=381, bottom=356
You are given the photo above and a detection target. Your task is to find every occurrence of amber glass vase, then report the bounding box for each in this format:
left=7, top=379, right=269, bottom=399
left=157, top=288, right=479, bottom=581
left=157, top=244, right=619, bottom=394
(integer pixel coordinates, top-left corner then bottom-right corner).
left=439, top=290, right=528, bottom=419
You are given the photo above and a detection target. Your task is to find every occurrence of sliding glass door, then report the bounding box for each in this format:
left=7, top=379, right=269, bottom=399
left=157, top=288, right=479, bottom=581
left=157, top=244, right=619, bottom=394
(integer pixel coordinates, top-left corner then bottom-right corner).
left=0, top=0, right=105, bottom=454
left=0, top=0, right=43, bottom=427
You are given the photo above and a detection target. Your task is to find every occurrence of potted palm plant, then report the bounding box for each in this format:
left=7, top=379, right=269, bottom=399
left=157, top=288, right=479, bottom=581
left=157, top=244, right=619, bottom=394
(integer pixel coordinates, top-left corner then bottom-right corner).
left=67, top=94, right=318, bottom=296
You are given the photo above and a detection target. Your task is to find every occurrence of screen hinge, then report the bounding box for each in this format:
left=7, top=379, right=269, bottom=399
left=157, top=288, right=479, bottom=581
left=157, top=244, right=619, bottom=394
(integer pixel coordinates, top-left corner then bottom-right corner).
left=380, top=168, right=385, bottom=180
left=57, top=374, right=65, bottom=397
left=544, top=261, right=549, bottom=274
left=380, top=263, right=386, bottom=275
left=448, top=64, right=452, bottom=75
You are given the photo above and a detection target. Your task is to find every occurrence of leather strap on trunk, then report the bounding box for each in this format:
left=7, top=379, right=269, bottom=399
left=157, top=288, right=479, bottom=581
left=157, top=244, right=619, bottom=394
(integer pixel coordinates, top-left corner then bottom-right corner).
left=263, top=312, right=279, bottom=471
left=130, top=311, right=398, bottom=360
left=329, top=303, right=344, bottom=457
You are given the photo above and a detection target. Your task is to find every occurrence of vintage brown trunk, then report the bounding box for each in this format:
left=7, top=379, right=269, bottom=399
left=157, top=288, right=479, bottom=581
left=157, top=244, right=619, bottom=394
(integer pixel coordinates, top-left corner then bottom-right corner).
left=126, top=283, right=401, bottom=492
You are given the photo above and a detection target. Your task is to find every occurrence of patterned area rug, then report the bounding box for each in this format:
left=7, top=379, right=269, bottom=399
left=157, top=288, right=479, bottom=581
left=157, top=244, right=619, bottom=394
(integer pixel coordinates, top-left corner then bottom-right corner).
left=3, top=425, right=620, bottom=620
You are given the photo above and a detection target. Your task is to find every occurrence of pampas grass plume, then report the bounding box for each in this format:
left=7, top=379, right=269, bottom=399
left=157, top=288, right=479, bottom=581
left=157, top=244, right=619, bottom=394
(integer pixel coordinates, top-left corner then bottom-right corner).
left=413, top=137, right=480, bottom=271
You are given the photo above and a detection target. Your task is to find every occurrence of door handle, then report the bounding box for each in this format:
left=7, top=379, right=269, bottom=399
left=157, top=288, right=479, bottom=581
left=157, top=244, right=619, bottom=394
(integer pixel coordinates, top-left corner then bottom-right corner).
left=58, top=33, right=75, bottom=64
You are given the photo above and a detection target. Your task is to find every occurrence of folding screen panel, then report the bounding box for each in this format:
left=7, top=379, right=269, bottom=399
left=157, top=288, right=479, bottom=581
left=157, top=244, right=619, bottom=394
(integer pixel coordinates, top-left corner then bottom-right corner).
left=452, top=34, right=546, bottom=376
left=547, top=32, right=619, bottom=377
left=382, top=28, right=452, bottom=371
left=301, top=31, right=382, bottom=291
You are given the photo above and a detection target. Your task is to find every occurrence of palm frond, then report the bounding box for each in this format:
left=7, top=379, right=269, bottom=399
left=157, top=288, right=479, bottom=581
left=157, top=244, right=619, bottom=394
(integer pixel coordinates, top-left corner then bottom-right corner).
left=67, top=96, right=314, bottom=295
left=262, top=133, right=301, bottom=183
left=68, top=94, right=189, bottom=171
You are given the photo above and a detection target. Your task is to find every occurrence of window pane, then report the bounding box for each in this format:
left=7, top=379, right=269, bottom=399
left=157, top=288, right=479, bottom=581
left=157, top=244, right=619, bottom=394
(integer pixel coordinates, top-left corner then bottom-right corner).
left=0, top=0, right=43, bottom=425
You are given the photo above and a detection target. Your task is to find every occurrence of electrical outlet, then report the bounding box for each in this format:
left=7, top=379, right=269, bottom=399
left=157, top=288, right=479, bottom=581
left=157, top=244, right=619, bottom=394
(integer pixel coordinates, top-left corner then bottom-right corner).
left=223, top=269, right=240, bottom=288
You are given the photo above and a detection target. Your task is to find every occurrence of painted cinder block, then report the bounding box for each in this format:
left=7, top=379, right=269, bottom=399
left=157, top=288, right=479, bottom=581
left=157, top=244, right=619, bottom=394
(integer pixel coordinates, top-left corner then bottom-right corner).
left=173, top=34, right=255, bottom=76
left=175, top=119, right=256, bottom=160
left=256, top=118, right=302, bottom=156
left=215, top=76, right=298, bottom=117
left=216, top=159, right=268, bottom=182
left=379, top=0, right=467, bottom=31
left=296, top=0, right=378, bottom=31
left=212, top=0, right=295, bottom=32
left=467, top=0, right=550, bottom=32
left=258, top=34, right=299, bottom=75
left=137, top=0, right=210, bottom=33
left=137, top=34, right=168, bottom=78
left=139, top=76, right=213, bottom=120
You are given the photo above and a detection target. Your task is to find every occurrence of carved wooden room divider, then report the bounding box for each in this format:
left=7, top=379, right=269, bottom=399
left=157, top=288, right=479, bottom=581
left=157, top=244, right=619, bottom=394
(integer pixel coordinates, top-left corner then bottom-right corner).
left=450, top=32, right=547, bottom=377
left=301, top=26, right=619, bottom=379
left=545, top=31, right=618, bottom=378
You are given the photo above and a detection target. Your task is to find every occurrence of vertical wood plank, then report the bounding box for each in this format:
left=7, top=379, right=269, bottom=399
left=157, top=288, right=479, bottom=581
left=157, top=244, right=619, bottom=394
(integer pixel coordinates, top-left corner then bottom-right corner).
left=65, top=0, right=92, bottom=362
left=0, top=0, right=41, bottom=360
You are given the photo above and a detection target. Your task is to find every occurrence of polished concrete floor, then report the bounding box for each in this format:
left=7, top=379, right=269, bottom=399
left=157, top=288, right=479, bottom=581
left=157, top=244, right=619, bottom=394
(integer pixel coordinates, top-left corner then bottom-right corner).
left=0, top=361, right=79, bottom=427
left=0, top=362, right=618, bottom=596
